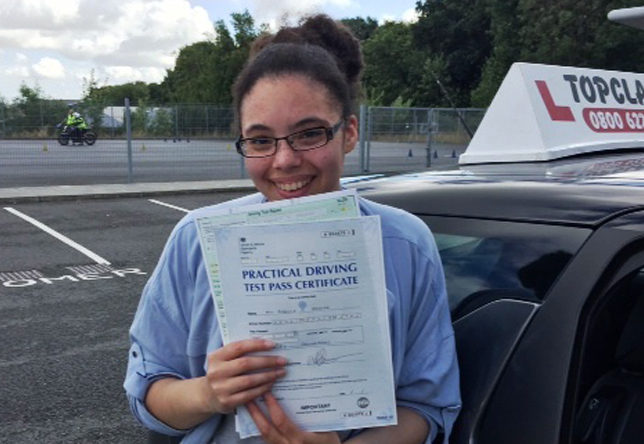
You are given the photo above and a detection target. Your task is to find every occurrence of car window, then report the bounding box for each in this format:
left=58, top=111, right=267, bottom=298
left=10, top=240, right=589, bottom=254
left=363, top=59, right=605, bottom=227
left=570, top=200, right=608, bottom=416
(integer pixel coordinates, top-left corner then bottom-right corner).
left=420, top=216, right=591, bottom=315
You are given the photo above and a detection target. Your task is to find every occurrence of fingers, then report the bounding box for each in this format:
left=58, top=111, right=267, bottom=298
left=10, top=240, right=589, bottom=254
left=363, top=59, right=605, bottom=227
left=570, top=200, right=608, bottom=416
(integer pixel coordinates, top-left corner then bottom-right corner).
left=247, top=400, right=273, bottom=437
left=209, top=339, right=287, bottom=378
left=248, top=396, right=297, bottom=444
left=264, top=392, right=299, bottom=435
left=214, top=380, right=277, bottom=414
left=206, top=339, right=288, bottom=414
left=248, top=394, right=341, bottom=444
left=214, top=339, right=278, bottom=362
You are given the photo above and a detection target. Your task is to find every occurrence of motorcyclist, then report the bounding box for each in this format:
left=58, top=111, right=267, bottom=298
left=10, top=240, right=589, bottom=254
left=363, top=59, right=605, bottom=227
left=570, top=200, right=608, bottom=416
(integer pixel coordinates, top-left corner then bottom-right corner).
left=62, top=108, right=88, bottom=144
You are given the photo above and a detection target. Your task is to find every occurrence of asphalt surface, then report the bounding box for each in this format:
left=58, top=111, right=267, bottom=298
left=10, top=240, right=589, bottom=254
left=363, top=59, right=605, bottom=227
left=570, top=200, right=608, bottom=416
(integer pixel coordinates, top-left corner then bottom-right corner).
left=0, top=152, right=461, bottom=443
left=0, top=181, right=257, bottom=444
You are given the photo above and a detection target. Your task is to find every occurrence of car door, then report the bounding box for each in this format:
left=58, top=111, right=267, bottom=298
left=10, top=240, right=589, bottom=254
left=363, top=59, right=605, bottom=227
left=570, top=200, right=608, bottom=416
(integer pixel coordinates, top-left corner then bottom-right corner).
left=473, top=210, right=644, bottom=444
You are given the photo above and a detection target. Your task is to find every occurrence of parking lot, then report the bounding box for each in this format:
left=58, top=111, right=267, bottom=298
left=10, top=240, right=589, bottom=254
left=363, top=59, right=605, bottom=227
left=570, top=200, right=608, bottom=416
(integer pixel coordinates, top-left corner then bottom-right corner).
left=0, top=190, right=253, bottom=443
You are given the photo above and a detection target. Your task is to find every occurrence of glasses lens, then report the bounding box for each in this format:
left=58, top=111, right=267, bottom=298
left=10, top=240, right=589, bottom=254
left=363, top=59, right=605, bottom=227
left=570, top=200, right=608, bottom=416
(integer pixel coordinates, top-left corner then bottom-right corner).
left=290, top=128, right=328, bottom=150
left=243, top=138, right=275, bottom=157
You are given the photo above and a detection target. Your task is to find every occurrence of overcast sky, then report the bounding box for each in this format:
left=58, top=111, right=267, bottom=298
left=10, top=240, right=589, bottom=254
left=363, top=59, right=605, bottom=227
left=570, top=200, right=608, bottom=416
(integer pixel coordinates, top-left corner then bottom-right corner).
left=0, top=0, right=420, bottom=102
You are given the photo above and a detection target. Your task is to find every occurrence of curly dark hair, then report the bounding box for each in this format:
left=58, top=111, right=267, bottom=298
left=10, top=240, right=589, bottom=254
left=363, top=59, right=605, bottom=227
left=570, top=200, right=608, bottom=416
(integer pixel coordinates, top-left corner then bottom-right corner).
left=232, top=14, right=363, bottom=129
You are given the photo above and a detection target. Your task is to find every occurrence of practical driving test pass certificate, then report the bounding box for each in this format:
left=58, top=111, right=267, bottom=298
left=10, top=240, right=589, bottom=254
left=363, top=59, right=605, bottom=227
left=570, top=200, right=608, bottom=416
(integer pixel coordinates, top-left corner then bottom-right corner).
left=212, top=215, right=396, bottom=438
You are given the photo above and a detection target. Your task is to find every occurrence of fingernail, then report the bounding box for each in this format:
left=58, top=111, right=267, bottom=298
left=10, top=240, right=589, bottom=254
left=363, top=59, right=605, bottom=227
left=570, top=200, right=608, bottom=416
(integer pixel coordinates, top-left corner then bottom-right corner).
left=264, top=340, right=275, bottom=347
left=277, top=357, right=288, bottom=365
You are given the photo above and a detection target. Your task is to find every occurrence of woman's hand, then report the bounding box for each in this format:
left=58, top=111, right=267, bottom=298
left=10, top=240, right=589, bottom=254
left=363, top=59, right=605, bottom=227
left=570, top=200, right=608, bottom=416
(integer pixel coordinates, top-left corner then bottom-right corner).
left=247, top=392, right=341, bottom=444
left=205, top=339, right=287, bottom=414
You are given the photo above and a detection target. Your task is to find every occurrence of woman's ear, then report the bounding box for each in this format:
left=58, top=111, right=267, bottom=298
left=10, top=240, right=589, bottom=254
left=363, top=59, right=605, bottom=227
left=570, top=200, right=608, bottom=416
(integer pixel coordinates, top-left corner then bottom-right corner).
left=342, top=114, right=359, bottom=155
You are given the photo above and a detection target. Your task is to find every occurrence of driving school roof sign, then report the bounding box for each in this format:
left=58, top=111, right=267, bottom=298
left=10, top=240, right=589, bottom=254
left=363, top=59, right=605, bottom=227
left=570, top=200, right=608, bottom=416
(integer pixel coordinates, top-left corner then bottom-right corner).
left=460, top=62, right=644, bottom=164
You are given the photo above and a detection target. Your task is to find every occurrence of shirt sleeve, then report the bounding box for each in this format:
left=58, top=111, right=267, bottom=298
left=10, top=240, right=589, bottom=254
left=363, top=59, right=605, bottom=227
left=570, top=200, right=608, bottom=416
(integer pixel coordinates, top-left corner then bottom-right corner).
left=393, top=224, right=462, bottom=444
left=123, top=220, right=210, bottom=436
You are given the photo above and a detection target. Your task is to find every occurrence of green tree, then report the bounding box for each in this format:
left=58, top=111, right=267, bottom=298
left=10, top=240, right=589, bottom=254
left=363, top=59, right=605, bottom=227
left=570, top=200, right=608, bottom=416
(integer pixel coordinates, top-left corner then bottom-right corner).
left=166, top=40, right=219, bottom=102
left=517, top=0, right=644, bottom=70
left=10, top=83, right=66, bottom=135
left=164, top=10, right=260, bottom=105
left=81, top=69, right=109, bottom=130
left=413, top=56, right=455, bottom=107
left=148, top=107, right=174, bottom=136
left=341, top=17, right=379, bottom=41
left=87, top=81, right=150, bottom=106
left=130, top=101, right=149, bottom=133
left=468, top=0, right=644, bottom=106
left=363, top=21, right=426, bottom=106
left=414, top=0, right=492, bottom=106
left=471, top=0, right=522, bottom=106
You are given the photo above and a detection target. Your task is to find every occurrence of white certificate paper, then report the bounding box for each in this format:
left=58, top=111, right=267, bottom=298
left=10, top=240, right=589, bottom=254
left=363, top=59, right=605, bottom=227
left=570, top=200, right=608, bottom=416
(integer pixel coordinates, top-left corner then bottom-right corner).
left=195, top=190, right=360, bottom=342
left=213, top=216, right=397, bottom=437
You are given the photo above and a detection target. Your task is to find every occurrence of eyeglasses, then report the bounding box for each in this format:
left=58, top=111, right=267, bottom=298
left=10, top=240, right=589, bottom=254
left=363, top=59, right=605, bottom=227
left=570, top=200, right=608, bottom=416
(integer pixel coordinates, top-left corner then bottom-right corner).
left=236, top=119, right=345, bottom=158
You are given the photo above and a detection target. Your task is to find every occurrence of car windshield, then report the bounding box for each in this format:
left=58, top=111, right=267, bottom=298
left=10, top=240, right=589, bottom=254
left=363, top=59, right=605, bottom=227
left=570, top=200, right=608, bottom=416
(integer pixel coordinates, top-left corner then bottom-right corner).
left=420, top=216, right=591, bottom=317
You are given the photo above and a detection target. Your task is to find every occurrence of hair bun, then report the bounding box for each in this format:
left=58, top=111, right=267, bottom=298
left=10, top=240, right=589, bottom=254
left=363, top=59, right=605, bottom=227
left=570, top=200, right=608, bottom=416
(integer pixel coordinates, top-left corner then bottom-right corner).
left=251, top=14, right=363, bottom=85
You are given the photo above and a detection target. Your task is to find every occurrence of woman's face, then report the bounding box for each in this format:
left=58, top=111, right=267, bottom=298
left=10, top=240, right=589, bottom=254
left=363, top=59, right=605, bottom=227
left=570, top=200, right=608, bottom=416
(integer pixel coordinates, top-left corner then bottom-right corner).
left=240, top=75, right=358, bottom=201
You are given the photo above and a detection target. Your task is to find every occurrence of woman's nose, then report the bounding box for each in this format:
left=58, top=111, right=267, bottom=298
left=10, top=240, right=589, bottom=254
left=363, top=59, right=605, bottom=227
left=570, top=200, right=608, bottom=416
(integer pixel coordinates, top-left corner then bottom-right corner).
left=272, top=139, right=302, bottom=168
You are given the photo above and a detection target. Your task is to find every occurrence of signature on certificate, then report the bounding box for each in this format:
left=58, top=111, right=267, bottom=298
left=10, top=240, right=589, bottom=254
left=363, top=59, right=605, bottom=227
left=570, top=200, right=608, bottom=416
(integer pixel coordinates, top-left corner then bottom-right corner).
left=306, top=348, right=364, bottom=366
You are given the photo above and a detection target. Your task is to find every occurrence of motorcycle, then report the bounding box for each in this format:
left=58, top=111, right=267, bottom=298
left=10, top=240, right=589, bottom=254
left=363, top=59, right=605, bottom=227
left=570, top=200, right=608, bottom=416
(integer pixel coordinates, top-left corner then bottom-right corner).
left=56, top=124, right=97, bottom=146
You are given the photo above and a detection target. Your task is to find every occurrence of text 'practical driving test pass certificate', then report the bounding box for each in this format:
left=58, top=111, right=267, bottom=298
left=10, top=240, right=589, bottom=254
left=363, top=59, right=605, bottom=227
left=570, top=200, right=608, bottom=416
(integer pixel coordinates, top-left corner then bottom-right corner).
left=195, top=192, right=396, bottom=438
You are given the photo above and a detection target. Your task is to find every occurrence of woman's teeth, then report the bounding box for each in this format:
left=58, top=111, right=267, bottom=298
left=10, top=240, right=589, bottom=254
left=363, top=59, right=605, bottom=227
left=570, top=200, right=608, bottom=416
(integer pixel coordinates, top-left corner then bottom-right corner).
left=277, top=179, right=311, bottom=191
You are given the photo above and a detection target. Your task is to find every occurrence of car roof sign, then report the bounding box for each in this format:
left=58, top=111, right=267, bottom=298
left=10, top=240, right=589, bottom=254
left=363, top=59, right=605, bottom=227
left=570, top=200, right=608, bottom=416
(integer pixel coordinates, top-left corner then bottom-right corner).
left=460, top=62, right=644, bottom=165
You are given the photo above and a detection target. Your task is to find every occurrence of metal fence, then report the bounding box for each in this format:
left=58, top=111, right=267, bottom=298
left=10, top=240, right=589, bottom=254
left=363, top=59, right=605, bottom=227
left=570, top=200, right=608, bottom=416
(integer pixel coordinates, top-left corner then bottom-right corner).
left=0, top=101, right=486, bottom=188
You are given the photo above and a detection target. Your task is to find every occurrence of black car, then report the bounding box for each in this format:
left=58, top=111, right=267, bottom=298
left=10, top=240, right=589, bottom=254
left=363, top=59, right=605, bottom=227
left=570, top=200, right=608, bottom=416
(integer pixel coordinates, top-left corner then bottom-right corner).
left=351, top=150, right=644, bottom=444
left=347, top=55, right=644, bottom=444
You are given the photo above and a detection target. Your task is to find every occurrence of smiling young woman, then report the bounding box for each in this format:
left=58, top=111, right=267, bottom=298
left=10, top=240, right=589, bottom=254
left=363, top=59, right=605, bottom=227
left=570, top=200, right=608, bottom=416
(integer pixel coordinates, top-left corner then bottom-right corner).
left=239, top=74, right=358, bottom=201
left=124, top=14, right=461, bottom=444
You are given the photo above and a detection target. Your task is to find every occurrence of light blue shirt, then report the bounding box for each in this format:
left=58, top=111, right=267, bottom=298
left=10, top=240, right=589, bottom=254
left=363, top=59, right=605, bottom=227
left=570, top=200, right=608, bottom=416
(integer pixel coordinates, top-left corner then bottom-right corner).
left=124, top=193, right=461, bottom=444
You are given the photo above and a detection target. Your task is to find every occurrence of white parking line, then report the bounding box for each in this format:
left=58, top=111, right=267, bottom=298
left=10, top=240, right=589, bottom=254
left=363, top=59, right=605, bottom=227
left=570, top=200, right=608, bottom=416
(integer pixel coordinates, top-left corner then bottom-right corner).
left=148, top=199, right=189, bottom=213
left=4, top=207, right=111, bottom=265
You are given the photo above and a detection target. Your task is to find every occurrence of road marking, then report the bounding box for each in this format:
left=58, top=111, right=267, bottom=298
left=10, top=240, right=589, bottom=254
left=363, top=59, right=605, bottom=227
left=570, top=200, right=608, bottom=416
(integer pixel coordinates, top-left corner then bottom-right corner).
left=3, top=207, right=111, bottom=265
left=1, top=265, right=146, bottom=288
left=0, top=270, right=44, bottom=282
left=148, top=199, right=189, bottom=213
left=66, top=264, right=114, bottom=274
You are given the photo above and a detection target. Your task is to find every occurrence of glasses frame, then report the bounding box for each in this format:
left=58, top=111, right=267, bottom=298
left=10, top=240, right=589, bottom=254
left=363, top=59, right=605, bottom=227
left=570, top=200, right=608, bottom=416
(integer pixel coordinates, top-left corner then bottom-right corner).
left=236, top=119, right=345, bottom=158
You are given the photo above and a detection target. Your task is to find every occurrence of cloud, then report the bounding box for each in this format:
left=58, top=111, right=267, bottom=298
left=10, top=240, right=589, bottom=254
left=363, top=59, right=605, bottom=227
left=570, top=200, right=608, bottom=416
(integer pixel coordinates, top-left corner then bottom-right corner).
left=3, top=52, right=30, bottom=77
left=0, top=0, right=214, bottom=90
left=248, top=0, right=357, bottom=28
left=402, top=8, right=419, bottom=23
left=33, top=57, right=65, bottom=79
left=104, top=65, right=167, bottom=84
left=5, top=65, right=30, bottom=77
left=0, top=0, right=81, bottom=29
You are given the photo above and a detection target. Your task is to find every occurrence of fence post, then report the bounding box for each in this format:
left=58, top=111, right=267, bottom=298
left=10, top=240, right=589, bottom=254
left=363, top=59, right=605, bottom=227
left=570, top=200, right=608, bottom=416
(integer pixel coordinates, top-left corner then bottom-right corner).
left=0, top=102, right=5, bottom=137
left=365, top=107, right=373, bottom=173
left=175, top=105, right=179, bottom=141
left=359, top=104, right=366, bottom=173
left=125, top=98, right=133, bottom=183
left=240, top=151, right=246, bottom=179
left=426, top=108, right=434, bottom=168
left=110, top=106, right=114, bottom=138
left=205, top=105, right=209, bottom=135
